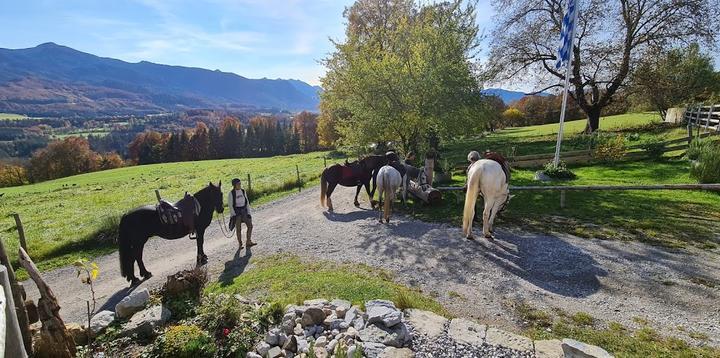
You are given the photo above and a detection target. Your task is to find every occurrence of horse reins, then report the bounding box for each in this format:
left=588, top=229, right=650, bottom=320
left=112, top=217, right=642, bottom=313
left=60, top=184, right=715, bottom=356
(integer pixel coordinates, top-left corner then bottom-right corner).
left=216, top=211, right=236, bottom=238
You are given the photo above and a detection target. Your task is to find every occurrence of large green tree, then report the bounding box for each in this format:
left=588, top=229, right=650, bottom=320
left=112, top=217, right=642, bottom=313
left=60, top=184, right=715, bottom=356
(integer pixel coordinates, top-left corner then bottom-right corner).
left=320, top=0, right=487, bottom=154
left=632, top=44, right=720, bottom=119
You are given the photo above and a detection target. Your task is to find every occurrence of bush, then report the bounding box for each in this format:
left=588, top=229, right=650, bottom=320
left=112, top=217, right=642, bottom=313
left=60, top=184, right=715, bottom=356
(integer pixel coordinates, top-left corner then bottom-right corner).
left=593, top=134, right=626, bottom=162
left=690, top=147, right=720, bottom=183
left=0, top=163, right=28, bottom=187
left=542, top=161, right=577, bottom=180
left=638, top=137, right=667, bottom=160
left=158, top=325, right=215, bottom=358
left=686, top=139, right=712, bottom=161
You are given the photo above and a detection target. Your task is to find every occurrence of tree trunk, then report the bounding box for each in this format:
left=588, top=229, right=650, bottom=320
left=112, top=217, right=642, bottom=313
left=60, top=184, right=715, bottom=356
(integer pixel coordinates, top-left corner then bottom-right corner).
left=584, top=107, right=602, bottom=133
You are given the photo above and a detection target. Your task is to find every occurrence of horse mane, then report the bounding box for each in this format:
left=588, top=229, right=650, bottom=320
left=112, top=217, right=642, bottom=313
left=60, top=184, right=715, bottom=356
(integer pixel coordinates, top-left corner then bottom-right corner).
left=484, top=152, right=511, bottom=183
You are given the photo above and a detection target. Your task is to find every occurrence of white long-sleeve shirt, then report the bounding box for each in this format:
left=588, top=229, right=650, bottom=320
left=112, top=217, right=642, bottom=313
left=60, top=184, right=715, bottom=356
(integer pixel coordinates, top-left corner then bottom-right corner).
left=228, top=189, right=252, bottom=216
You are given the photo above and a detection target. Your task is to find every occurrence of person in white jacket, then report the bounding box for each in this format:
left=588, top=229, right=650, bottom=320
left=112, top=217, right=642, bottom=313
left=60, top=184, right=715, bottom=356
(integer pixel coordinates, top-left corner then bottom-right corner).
left=228, top=178, right=255, bottom=249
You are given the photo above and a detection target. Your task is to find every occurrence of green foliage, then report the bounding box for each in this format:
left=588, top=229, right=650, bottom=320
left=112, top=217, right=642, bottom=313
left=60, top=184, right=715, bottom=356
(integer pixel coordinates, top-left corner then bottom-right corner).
left=686, top=139, right=712, bottom=161
left=321, top=0, right=487, bottom=153
left=690, top=145, right=720, bottom=183
left=156, top=325, right=215, bottom=358
left=206, top=255, right=448, bottom=317
left=571, top=312, right=595, bottom=326
left=593, top=135, right=626, bottom=162
left=638, top=137, right=667, bottom=160
left=542, top=161, right=577, bottom=180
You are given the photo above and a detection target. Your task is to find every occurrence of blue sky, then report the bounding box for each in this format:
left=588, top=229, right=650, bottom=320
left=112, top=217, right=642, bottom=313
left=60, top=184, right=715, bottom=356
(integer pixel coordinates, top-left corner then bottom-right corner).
left=0, top=0, right=497, bottom=86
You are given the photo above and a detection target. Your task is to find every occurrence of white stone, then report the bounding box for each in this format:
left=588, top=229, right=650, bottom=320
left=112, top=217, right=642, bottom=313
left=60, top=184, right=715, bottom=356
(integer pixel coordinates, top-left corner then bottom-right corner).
left=448, top=318, right=486, bottom=345
left=255, top=341, right=271, bottom=356
left=366, top=300, right=402, bottom=327
left=89, top=310, right=115, bottom=336
left=380, top=347, right=415, bottom=358
left=120, top=305, right=170, bottom=338
left=404, top=309, right=447, bottom=339
left=485, top=328, right=533, bottom=351
left=562, top=338, right=614, bottom=358
left=330, top=299, right=352, bottom=311
left=358, top=322, right=411, bottom=348
left=304, top=298, right=329, bottom=306
left=315, top=335, right=328, bottom=347
left=115, top=288, right=150, bottom=318
left=267, top=346, right=283, bottom=358
left=535, top=339, right=564, bottom=358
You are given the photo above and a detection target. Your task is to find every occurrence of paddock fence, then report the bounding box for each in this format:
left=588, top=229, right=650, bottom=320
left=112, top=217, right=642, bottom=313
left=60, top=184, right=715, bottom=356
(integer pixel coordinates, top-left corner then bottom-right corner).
left=685, top=104, right=719, bottom=133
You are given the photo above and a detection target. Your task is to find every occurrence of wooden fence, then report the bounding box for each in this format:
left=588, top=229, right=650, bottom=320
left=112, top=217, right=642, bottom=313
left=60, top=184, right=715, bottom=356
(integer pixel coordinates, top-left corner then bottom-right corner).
left=685, top=104, right=719, bottom=133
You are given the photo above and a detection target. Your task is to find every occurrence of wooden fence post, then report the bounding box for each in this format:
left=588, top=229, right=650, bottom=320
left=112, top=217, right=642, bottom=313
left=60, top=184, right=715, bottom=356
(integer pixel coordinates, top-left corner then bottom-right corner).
left=0, top=238, right=32, bottom=354
left=247, top=173, right=252, bottom=194
left=12, top=213, right=27, bottom=253
left=324, top=157, right=327, bottom=168
left=296, top=165, right=301, bottom=192
left=154, top=189, right=161, bottom=202
left=560, top=190, right=566, bottom=209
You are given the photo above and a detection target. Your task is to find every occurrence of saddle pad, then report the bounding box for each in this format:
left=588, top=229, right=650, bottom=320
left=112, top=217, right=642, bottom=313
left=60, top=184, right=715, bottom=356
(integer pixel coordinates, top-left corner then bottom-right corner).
left=157, top=197, right=201, bottom=225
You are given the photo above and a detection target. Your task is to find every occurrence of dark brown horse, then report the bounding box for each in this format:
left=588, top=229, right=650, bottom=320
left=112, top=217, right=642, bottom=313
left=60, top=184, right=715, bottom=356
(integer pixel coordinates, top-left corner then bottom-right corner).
left=320, top=160, right=373, bottom=211
left=118, top=182, right=224, bottom=285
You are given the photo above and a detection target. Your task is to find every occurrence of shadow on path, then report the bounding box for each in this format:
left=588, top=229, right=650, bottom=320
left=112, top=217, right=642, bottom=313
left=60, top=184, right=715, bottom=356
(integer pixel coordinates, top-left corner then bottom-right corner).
left=97, top=284, right=141, bottom=313
left=217, top=247, right=253, bottom=287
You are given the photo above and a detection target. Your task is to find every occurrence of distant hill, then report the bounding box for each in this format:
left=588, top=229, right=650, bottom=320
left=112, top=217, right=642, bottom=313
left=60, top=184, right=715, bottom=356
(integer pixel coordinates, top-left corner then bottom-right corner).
left=484, top=88, right=548, bottom=104
left=0, top=43, right=321, bottom=117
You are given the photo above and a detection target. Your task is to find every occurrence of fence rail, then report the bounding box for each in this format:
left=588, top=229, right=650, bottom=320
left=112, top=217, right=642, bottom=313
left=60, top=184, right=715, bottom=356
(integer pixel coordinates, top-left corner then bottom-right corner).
left=685, top=104, right=719, bottom=132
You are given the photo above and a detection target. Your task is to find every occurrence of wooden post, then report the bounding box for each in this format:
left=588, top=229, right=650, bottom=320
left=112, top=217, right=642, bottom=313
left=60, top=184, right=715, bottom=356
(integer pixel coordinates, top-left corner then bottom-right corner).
left=0, top=238, right=32, bottom=354
left=696, top=106, right=701, bottom=137
left=324, top=157, right=327, bottom=168
left=296, top=164, right=301, bottom=192
left=706, top=104, right=712, bottom=132
left=18, top=247, right=75, bottom=357
left=12, top=213, right=27, bottom=253
left=560, top=190, right=566, bottom=209
left=154, top=189, right=161, bottom=202
left=247, top=173, right=252, bottom=194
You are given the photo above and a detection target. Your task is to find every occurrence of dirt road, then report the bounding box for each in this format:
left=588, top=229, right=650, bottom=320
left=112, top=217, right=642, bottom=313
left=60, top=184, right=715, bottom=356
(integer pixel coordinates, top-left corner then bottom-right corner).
left=23, top=185, right=720, bottom=345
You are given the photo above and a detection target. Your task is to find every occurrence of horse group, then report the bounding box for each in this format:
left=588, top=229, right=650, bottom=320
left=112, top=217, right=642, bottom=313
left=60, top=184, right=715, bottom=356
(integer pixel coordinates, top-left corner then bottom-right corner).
left=117, top=152, right=511, bottom=285
left=319, top=152, right=407, bottom=223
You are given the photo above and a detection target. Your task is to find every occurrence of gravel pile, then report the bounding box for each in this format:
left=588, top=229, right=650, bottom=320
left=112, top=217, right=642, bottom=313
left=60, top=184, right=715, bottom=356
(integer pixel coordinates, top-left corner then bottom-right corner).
left=409, top=322, right=536, bottom=358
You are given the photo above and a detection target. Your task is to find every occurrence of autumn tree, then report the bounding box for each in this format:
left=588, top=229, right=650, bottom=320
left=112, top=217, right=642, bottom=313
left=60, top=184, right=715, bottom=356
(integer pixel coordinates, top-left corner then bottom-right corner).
left=293, top=111, right=319, bottom=152
left=28, top=137, right=101, bottom=181
left=0, top=163, right=28, bottom=187
left=321, top=0, right=487, bottom=153
left=632, top=44, right=720, bottom=119
left=486, top=0, right=719, bottom=132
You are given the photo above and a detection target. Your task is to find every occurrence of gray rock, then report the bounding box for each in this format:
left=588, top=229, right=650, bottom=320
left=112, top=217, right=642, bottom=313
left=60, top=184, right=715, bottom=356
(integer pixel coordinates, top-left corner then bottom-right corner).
left=363, top=342, right=388, bottom=358
left=302, top=307, right=326, bottom=327
left=358, top=322, right=411, bottom=348
left=314, top=346, right=329, bottom=358
left=294, top=324, right=304, bottom=336
left=404, top=309, right=447, bottom=339
left=366, top=300, right=402, bottom=327
left=120, top=305, right=170, bottom=338
left=344, top=306, right=361, bottom=323
left=485, top=327, right=534, bottom=351
left=352, top=316, right=366, bottom=330
left=115, top=288, right=150, bottom=318
left=380, top=347, right=415, bottom=358
left=297, top=337, right=310, bottom=353
left=336, top=307, right=347, bottom=319
left=534, top=170, right=553, bottom=182
left=283, top=335, right=299, bottom=353
left=283, top=350, right=294, bottom=358
left=562, top=338, right=613, bottom=358
left=347, top=344, right=358, bottom=358
left=265, top=328, right=281, bottom=346
left=89, top=310, right=115, bottom=336
left=535, top=339, right=564, bottom=358
left=331, top=299, right=352, bottom=311
left=267, top=346, right=283, bottom=358
left=282, top=312, right=297, bottom=334
left=346, top=326, right=359, bottom=339
left=327, top=338, right=338, bottom=353
left=315, top=335, right=328, bottom=347
left=304, top=298, right=329, bottom=306
left=246, top=352, right=262, bottom=358
left=448, top=318, right=486, bottom=345
left=255, top=341, right=271, bottom=356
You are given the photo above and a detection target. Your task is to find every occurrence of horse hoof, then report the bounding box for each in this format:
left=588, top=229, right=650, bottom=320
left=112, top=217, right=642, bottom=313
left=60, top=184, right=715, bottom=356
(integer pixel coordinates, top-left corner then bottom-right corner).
left=466, top=236, right=475, bottom=241
left=484, top=234, right=494, bottom=241
left=354, top=202, right=360, bottom=207
left=129, top=278, right=140, bottom=286
left=142, top=272, right=153, bottom=280
left=197, top=256, right=208, bottom=265
left=385, top=218, right=390, bottom=223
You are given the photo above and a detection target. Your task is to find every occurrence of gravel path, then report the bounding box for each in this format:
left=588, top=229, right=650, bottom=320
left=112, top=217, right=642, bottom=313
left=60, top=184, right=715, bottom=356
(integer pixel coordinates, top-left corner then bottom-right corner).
left=24, top=185, right=720, bottom=347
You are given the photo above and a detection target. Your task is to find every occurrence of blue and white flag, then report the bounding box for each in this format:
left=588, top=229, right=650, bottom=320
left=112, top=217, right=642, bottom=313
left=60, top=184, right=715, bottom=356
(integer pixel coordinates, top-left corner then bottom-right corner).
left=555, top=0, right=577, bottom=69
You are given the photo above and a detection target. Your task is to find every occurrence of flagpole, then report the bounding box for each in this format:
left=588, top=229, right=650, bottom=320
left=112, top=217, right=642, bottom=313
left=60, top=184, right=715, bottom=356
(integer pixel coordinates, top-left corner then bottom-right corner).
left=553, top=0, right=579, bottom=167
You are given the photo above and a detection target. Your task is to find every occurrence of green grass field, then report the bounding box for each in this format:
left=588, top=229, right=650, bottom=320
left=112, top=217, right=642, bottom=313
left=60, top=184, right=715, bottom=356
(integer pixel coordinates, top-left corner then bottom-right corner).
left=0, top=152, right=330, bottom=276
left=0, top=113, right=28, bottom=120
left=412, top=112, right=720, bottom=249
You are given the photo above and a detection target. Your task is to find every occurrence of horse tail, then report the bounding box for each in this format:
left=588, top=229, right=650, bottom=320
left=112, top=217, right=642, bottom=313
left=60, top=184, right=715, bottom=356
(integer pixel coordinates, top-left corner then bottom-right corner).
left=320, top=169, right=327, bottom=207
left=383, top=169, right=392, bottom=218
left=118, top=215, right=134, bottom=280
left=463, top=165, right=481, bottom=237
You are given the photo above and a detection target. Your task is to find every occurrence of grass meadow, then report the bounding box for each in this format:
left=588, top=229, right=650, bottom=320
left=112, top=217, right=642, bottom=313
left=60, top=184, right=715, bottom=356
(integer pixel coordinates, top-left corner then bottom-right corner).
left=1, top=151, right=331, bottom=277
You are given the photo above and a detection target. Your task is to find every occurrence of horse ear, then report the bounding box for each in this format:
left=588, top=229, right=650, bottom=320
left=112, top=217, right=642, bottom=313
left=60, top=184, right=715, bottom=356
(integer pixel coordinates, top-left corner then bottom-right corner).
left=218, top=180, right=222, bottom=187
left=209, top=181, right=214, bottom=187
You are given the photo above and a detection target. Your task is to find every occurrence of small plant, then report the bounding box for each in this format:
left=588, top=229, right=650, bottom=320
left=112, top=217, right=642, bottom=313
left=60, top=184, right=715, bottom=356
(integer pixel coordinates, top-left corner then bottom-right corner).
left=542, top=161, right=577, bottom=180
left=570, top=312, right=594, bottom=326
left=158, top=325, right=215, bottom=358
left=690, top=146, right=720, bottom=183
left=638, top=137, right=667, bottom=160
left=686, top=139, right=712, bottom=160
left=74, top=258, right=99, bottom=313
left=593, top=134, right=626, bottom=162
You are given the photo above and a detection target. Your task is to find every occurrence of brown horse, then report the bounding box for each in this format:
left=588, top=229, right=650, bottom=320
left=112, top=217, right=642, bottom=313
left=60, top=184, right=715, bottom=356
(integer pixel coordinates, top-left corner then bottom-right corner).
left=320, top=161, right=373, bottom=211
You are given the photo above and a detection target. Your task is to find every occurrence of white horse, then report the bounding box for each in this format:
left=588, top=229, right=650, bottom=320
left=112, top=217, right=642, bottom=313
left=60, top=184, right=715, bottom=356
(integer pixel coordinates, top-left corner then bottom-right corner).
left=376, top=165, right=403, bottom=223
left=462, top=159, right=513, bottom=239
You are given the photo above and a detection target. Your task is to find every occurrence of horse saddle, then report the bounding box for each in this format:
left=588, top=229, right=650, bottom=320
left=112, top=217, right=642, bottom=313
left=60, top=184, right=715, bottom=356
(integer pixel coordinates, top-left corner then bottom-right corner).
left=341, top=163, right=365, bottom=181
left=484, top=152, right=511, bottom=183
left=157, top=193, right=201, bottom=230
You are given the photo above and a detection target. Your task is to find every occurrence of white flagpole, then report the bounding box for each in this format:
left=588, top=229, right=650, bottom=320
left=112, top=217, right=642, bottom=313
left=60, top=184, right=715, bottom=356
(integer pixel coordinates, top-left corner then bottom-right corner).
left=553, top=0, right=579, bottom=167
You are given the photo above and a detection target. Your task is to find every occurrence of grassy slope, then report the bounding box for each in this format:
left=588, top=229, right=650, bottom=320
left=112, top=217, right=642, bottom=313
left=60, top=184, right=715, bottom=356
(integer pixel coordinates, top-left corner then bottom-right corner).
left=0, top=113, right=28, bottom=120
left=412, top=112, right=720, bottom=249
left=0, top=152, right=330, bottom=275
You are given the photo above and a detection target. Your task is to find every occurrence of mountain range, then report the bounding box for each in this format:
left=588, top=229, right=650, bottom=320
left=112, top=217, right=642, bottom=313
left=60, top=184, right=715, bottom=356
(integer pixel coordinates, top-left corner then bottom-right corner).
left=0, top=43, right=322, bottom=117
left=483, top=88, right=546, bottom=104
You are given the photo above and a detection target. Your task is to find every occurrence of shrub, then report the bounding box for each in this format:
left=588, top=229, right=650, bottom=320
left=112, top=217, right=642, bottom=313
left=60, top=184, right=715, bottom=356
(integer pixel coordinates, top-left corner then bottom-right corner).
left=686, top=139, right=712, bottom=161
left=0, top=163, right=28, bottom=187
left=196, top=293, right=247, bottom=335
left=690, top=147, right=720, bottom=183
left=158, top=325, right=215, bottom=358
left=593, top=135, right=626, bottom=162
left=542, top=161, right=577, bottom=180
left=638, top=137, right=667, bottom=160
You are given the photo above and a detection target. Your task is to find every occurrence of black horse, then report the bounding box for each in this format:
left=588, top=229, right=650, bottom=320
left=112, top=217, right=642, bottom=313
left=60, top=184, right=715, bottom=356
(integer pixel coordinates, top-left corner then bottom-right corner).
left=118, top=182, right=224, bottom=285
left=320, top=161, right=373, bottom=211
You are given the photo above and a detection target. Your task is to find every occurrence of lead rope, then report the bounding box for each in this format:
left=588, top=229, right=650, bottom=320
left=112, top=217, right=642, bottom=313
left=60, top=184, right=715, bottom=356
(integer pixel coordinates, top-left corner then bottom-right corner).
left=216, top=211, right=236, bottom=238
